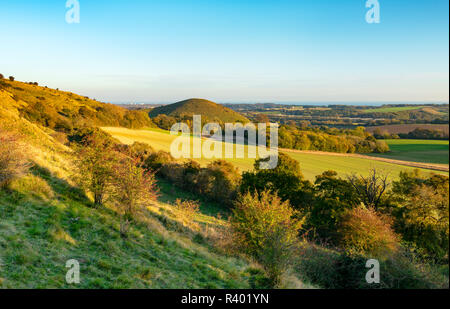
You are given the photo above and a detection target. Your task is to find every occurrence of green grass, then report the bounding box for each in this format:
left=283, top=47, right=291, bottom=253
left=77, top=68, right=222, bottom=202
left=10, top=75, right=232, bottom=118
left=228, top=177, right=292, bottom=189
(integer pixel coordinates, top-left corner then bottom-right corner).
left=369, top=139, right=449, bottom=165
left=102, top=127, right=448, bottom=181
left=363, top=106, right=425, bottom=113
left=0, top=168, right=251, bottom=288
left=286, top=151, right=446, bottom=180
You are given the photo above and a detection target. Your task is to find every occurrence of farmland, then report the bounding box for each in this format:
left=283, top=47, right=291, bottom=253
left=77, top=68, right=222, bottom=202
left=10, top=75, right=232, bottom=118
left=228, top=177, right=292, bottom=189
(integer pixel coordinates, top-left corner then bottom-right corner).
left=102, top=127, right=448, bottom=181
left=369, top=139, right=449, bottom=165
left=366, top=124, right=449, bottom=135
left=363, top=106, right=425, bottom=113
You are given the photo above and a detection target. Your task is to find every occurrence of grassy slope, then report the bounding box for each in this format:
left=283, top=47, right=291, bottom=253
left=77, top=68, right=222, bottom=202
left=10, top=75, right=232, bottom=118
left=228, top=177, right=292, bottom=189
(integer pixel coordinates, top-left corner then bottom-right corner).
left=149, top=98, right=250, bottom=123
left=0, top=113, right=252, bottom=288
left=101, top=127, right=448, bottom=181
left=369, top=139, right=449, bottom=165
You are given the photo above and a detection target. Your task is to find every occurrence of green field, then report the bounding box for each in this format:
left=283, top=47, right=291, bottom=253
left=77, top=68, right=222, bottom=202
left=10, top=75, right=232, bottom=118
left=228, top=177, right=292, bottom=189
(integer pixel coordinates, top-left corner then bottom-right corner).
left=370, top=139, right=449, bottom=165
left=102, top=127, right=447, bottom=181
left=363, top=106, right=425, bottom=113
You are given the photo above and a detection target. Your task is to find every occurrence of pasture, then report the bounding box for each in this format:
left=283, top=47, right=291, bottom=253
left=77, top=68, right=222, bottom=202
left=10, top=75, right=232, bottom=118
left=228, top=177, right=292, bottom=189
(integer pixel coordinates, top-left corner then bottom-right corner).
left=102, top=127, right=448, bottom=181
left=363, top=106, right=425, bottom=113
left=370, top=139, right=449, bottom=165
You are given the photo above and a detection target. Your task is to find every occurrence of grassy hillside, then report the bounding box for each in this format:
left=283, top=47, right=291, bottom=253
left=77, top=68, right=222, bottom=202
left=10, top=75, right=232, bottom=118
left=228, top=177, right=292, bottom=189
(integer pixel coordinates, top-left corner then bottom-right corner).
left=101, top=127, right=448, bottom=180
left=0, top=113, right=256, bottom=288
left=0, top=79, right=153, bottom=131
left=149, top=98, right=250, bottom=123
left=369, top=139, right=449, bottom=165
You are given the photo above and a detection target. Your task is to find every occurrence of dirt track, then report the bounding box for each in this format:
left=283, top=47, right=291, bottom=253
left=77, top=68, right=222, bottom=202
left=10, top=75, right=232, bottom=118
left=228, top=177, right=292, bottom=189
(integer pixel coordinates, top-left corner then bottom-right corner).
left=279, top=148, right=449, bottom=172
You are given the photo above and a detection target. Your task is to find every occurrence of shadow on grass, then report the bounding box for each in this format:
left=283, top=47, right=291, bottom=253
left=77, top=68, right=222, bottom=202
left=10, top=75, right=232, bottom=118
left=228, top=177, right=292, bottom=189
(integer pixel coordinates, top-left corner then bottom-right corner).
left=156, top=177, right=230, bottom=218
left=30, top=164, right=92, bottom=205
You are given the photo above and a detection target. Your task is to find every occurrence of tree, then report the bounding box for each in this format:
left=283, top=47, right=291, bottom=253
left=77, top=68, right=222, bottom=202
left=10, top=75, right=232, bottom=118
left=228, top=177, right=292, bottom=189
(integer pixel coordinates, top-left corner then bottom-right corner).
left=338, top=206, right=399, bottom=258
left=0, top=129, right=30, bottom=188
left=74, top=133, right=117, bottom=206
left=230, top=191, right=303, bottom=287
left=347, top=168, right=389, bottom=210
left=111, top=157, right=158, bottom=237
left=390, top=171, right=449, bottom=260
left=8, top=76, right=14, bottom=81
left=254, top=113, right=270, bottom=124
left=241, top=153, right=313, bottom=209
left=307, top=171, right=359, bottom=241
left=0, top=74, right=4, bottom=79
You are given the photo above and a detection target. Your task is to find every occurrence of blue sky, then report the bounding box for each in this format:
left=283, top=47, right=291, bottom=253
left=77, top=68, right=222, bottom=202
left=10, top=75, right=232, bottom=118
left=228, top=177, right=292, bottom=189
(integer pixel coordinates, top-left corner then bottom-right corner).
left=0, top=0, right=448, bottom=103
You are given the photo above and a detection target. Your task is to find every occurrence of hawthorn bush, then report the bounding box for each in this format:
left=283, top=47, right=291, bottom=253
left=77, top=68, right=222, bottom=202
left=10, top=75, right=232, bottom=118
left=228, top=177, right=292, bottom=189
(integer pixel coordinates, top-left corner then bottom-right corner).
left=231, top=190, right=304, bottom=287
left=337, top=206, right=399, bottom=259
left=111, top=157, right=158, bottom=237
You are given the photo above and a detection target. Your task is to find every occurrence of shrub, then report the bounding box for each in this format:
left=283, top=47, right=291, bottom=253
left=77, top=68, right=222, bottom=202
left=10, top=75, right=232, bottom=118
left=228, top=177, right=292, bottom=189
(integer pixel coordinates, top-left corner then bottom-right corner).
left=296, top=244, right=448, bottom=289
left=200, top=160, right=241, bottom=205
left=74, top=132, right=118, bottom=206
left=231, top=191, right=303, bottom=287
left=337, top=206, right=399, bottom=258
left=0, top=129, right=30, bottom=188
left=0, top=74, right=4, bottom=79
left=111, top=157, right=158, bottom=237
left=144, top=150, right=175, bottom=172
left=8, top=76, right=14, bottom=81
left=174, top=199, right=200, bottom=225
left=307, top=171, right=359, bottom=241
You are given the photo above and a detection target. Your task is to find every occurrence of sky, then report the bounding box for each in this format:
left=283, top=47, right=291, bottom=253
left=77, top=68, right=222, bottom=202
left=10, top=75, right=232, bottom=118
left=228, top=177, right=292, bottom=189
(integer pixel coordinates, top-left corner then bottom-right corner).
left=0, top=0, right=448, bottom=104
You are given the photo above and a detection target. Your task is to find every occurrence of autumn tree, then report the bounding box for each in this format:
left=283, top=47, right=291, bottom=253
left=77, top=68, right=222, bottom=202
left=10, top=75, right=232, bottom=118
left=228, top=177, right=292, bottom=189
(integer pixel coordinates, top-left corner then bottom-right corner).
left=337, top=206, right=399, bottom=258
left=231, top=191, right=303, bottom=287
left=74, top=133, right=117, bottom=206
left=111, top=157, right=158, bottom=237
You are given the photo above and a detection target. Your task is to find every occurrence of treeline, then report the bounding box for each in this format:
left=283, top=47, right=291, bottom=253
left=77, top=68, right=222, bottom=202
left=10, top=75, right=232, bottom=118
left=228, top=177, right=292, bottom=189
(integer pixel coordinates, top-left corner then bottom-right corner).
left=373, top=128, right=449, bottom=140
left=279, top=125, right=390, bottom=153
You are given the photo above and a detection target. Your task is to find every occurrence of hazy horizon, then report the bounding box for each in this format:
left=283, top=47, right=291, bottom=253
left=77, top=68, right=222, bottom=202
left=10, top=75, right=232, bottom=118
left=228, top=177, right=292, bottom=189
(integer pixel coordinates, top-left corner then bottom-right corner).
left=1, top=0, right=448, bottom=103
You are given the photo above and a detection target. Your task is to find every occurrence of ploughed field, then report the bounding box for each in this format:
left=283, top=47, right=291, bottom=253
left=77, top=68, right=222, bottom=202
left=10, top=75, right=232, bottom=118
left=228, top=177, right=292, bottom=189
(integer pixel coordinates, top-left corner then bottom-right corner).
left=102, top=127, right=448, bottom=181
left=368, top=139, right=449, bottom=165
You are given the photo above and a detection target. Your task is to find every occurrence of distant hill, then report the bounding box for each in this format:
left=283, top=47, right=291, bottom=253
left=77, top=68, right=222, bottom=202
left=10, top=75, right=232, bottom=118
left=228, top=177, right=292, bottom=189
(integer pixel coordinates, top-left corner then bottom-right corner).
left=149, top=98, right=250, bottom=123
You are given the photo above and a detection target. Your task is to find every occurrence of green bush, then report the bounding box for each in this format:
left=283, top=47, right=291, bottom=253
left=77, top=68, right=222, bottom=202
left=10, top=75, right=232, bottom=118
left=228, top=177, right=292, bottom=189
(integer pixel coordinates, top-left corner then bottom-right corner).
left=231, top=191, right=303, bottom=287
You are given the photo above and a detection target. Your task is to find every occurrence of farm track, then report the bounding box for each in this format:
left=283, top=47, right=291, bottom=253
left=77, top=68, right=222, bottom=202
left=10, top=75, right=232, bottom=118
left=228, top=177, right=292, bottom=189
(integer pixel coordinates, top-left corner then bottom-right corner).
left=279, top=148, right=450, bottom=172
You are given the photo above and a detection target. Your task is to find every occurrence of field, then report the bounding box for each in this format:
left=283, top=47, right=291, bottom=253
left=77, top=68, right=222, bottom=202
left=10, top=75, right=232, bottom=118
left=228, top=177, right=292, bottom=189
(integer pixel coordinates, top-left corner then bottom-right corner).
left=369, top=139, right=449, bottom=165
left=102, top=127, right=448, bottom=181
left=366, top=124, right=449, bottom=135
left=363, top=106, right=425, bottom=113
